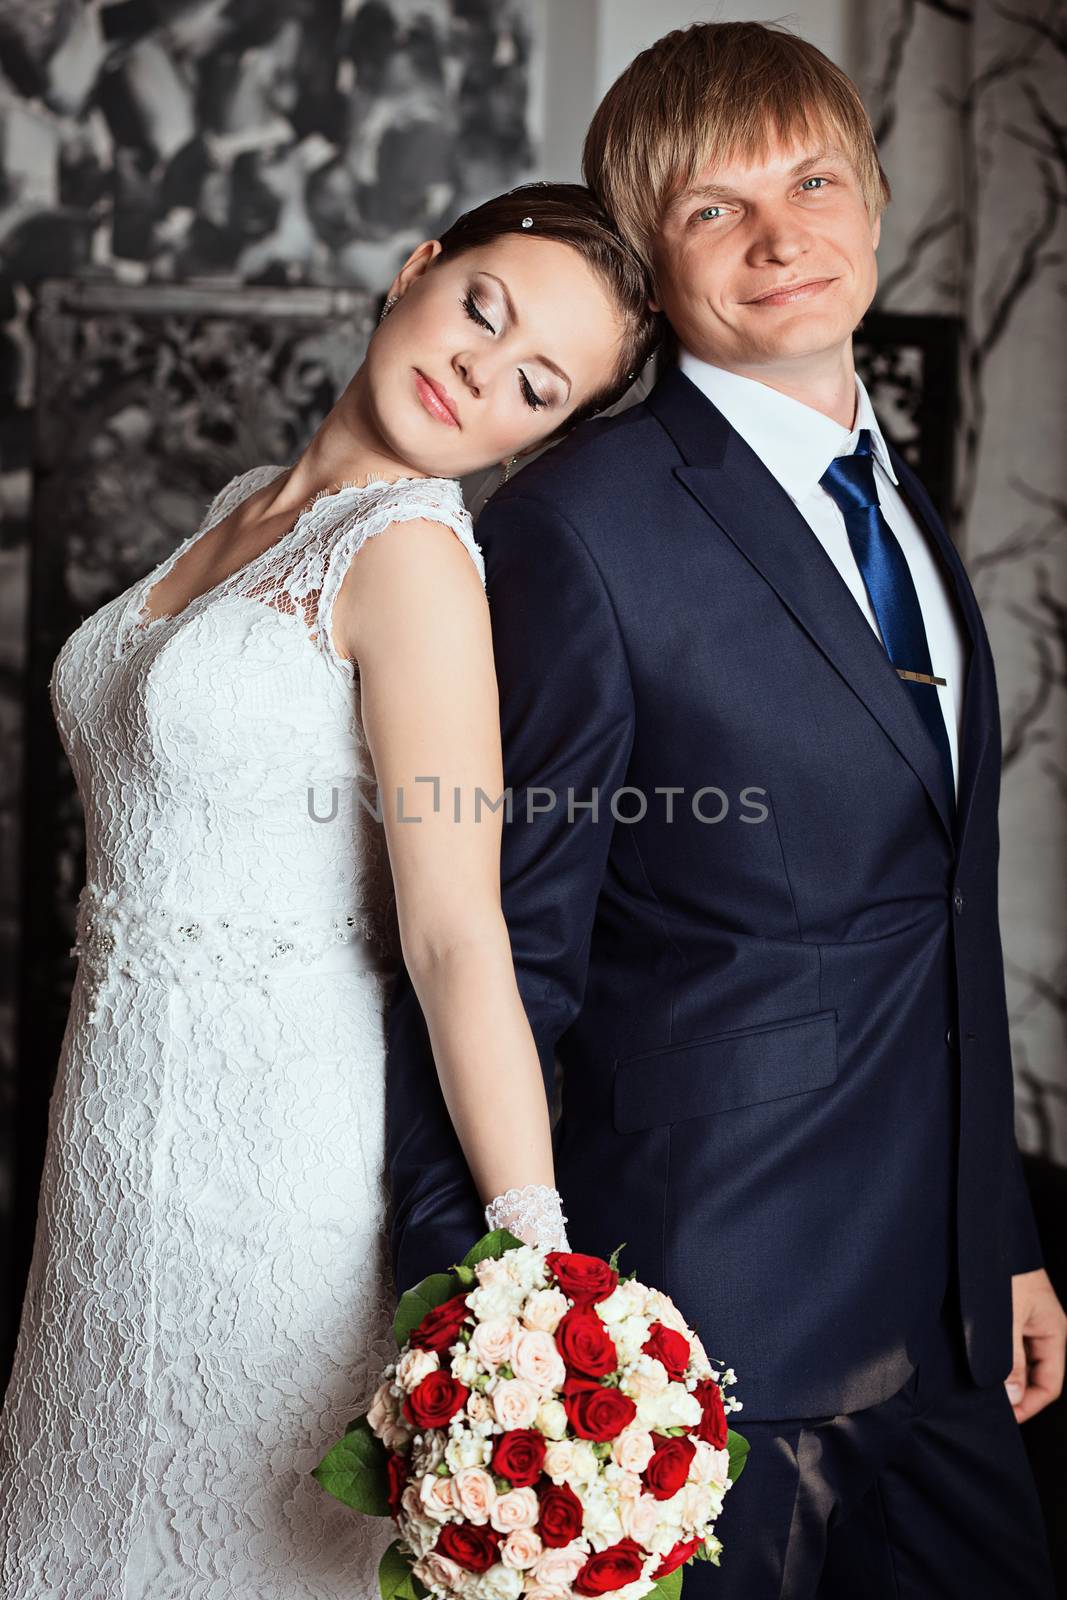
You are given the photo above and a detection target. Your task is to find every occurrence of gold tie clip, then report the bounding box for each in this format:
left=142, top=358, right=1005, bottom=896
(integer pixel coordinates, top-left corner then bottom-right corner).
left=896, top=668, right=946, bottom=686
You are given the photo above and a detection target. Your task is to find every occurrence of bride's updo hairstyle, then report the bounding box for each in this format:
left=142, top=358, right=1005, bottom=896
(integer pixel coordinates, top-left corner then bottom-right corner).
left=431, top=182, right=662, bottom=439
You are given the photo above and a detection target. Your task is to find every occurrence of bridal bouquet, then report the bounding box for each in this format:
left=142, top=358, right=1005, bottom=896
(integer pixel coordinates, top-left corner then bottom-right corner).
left=313, top=1229, right=748, bottom=1599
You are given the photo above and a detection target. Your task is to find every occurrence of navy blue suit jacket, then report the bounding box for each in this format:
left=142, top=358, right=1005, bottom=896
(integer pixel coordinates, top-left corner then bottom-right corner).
left=384, top=365, right=1043, bottom=1422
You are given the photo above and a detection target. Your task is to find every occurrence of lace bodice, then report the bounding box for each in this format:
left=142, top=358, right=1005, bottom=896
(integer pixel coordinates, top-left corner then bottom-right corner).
left=50, top=465, right=485, bottom=925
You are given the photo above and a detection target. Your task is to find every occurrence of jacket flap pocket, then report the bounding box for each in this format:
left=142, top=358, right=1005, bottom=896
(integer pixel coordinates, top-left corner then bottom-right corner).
left=612, top=1009, right=838, bottom=1133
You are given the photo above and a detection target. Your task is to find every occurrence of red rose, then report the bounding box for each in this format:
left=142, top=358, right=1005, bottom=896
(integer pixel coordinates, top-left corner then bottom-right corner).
left=653, top=1535, right=703, bottom=1578
left=641, top=1321, right=691, bottom=1380
left=402, top=1370, right=470, bottom=1429
left=641, top=1433, right=696, bottom=1500
left=385, top=1451, right=407, bottom=1520
left=555, top=1307, right=618, bottom=1378
left=574, top=1537, right=647, bottom=1595
left=545, top=1251, right=619, bottom=1306
left=562, top=1375, right=636, bottom=1441
left=491, top=1428, right=546, bottom=1487
left=409, top=1291, right=472, bottom=1354
left=692, top=1377, right=728, bottom=1448
left=435, top=1520, right=501, bottom=1574
left=537, top=1480, right=584, bottom=1547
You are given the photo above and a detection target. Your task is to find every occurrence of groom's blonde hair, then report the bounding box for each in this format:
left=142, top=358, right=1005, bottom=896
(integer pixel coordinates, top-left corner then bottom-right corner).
left=582, top=20, right=891, bottom=273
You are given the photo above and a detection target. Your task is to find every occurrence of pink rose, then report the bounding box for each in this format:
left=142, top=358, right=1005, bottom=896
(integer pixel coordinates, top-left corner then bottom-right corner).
left=533, top=1540, right=588, bottom=1588
left=489, top=1487, right=540, bottom=1533
left=411, top=1551, right=466, bottom=1593
left=418, top=1472, right=456, bottom=1522
left=471, top=1316, right=518, bottom=1371
left=500, top=1526, right=544, bottom=1570
left=511, top=1328, right=567, bottom=1392
left=395, top=1347, right=440, bottom=1392
left=451, top=1465, right=497, bottom=1525
left=522, top=1288, right=571, bottom=1333
left=620, top=1492, right=661, bottom=1545
left=490, top=1377, right=540, bottom=1429
left=611, top=1425, right=655, bottom=1474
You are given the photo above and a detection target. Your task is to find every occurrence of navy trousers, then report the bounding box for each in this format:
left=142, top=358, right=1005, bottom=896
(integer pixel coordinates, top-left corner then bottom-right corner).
left=689, top=1271, right=1056, bottom=1599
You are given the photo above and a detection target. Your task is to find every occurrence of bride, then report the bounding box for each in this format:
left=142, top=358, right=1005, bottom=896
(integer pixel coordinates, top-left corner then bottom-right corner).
left=0, top=183, right=659, bottom=1597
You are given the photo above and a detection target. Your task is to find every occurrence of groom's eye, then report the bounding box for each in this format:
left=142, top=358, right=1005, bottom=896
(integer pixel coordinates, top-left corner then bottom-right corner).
left=462, top=289, right=495, bottom=334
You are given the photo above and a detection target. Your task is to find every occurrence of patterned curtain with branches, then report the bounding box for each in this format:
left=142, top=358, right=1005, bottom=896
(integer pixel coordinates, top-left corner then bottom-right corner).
left=859, top=0, right=1067, bottom=1168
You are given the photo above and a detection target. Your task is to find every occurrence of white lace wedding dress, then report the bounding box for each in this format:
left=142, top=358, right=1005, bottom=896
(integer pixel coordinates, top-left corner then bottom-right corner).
left=0, top=465, right=485, bottom=1598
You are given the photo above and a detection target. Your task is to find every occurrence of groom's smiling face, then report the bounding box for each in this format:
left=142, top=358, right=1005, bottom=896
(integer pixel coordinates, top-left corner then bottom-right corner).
left=651, top=133, right=880, bottom=374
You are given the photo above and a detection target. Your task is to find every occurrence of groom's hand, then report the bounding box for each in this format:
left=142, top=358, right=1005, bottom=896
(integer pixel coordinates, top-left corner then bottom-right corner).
left=1006, top=1268, right=1066, bottom=1422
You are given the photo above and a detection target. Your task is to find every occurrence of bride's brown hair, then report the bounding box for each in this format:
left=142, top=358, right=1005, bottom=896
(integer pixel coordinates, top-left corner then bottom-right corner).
left=429, top=183, right=662, bottom=437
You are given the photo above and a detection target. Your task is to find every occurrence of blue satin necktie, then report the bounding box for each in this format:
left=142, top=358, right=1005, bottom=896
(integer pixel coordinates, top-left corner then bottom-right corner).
left=819, top=430, right=956, bottom=820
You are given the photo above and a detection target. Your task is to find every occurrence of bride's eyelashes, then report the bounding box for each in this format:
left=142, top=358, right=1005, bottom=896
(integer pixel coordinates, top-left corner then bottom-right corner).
left=460, top=288, right=548, bottom=412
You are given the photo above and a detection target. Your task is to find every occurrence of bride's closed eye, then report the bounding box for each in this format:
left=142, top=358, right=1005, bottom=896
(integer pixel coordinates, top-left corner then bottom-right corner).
left=461, top=288, right=548, bottom=411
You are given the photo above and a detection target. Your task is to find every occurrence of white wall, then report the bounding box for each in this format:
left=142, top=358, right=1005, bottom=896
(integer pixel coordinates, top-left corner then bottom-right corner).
left=540, top=0, right=861, bottom=181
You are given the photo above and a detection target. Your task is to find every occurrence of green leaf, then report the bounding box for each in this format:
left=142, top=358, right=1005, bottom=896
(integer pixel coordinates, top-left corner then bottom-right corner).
left=378, top=1539, right=429, bottom=1599
left=393, top=1272, right=462, bottom=1348
left=648, top=1565, right=684, bottom=1598
left=312, top=1416, right=390, bottom=1514
left=458, top=1227, right=525, bottom=1268
left=608, top=1242, right=629, bottom=1271
left=726, top=1428, right=750, bottom=1483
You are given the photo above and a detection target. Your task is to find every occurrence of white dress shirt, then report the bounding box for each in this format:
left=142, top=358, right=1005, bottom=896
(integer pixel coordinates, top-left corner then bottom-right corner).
left=677, top=349, right=965, bottom=799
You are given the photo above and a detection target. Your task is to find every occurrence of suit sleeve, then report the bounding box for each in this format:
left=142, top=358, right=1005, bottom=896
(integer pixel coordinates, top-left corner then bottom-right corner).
left=1006, top=1138, right=1044, bottom=1275
left=384, top=490, right=636, bottom=1297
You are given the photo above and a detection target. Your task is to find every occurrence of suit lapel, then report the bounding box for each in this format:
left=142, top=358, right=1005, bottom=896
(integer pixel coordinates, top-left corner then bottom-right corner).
left=648, top=367, right=989, bottom=850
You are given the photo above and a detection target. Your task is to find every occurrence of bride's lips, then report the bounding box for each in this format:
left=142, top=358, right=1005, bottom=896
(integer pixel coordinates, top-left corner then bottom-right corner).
left=414, top=369, right=460, bottom=427
left=744, top=276, right=837, bottom=306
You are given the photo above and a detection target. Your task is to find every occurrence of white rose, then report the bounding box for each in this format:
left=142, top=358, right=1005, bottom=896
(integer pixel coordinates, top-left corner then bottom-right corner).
left=603, top=1465, right=643, bottom=1503
left=499, top=1526, right=543, bottom=1569
left=451, top=1465, right=497, bottom=1525
left=510, top=1329, right=567, bottom=1393
left=646, top=1290, right=690, bottom=1333
left=396, top=1347, right=440, bottom=1392
left=411, top=1551, right=466, bottom=1593
left=489, top=1376, right=540, bottom=1430
left=474, top=1256, right=512, bottom=1288
left=471, top=1316, right=518, bottom=1371
left=611, top=1424, right=655, bottom=1474
left=489, top=1486, right=539, bottom=1533
left=542, top=1439, right=577, bottom=1483
left=471, top=1564, right=524, bottom=1600
left=639, top=1382, right=703, bottom=1431
left=568, top=1439, right=601, bottom=1487
left=594, top=1280, right=646, bottom=1323
left=522, top=1287, right=570, bottom=1333
left=534, top=1398, right=568, bottom=1440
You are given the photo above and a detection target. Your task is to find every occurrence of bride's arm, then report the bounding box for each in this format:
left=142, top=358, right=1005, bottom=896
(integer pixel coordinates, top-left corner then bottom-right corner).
left=334, top=513, right=568, bottom=1251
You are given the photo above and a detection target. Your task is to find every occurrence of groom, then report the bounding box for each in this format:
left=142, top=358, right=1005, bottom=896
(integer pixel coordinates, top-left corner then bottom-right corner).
left=385, top=20, right=1062, bottom=1594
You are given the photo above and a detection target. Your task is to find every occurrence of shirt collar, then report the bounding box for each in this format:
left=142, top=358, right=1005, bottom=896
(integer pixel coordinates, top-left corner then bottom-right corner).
left=676, top=347, right=899, bottom=505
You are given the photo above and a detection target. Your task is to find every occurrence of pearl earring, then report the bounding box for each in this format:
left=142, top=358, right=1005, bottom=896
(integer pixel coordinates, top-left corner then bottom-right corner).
left=379, top=294, right=399, bottom=323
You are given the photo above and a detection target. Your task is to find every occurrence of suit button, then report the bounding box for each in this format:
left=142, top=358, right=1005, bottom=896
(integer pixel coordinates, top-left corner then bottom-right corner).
left=945, top=1026, right=957, bottom=1050
left=952, top=889, right=965, bottom=914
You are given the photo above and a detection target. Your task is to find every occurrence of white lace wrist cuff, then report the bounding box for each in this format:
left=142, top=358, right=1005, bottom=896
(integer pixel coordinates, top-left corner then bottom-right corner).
left=484, top=1183, right=570, bottom=1252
